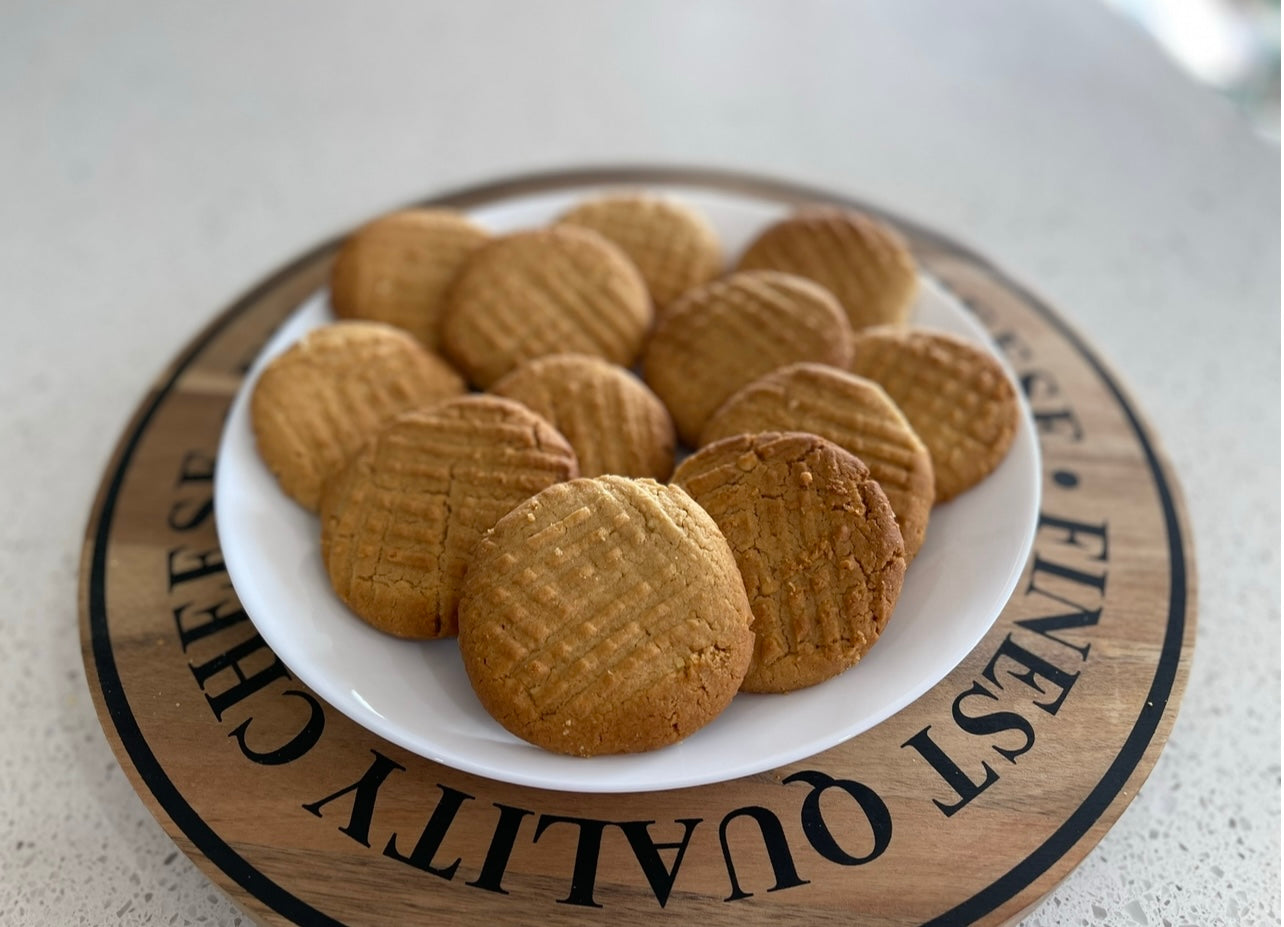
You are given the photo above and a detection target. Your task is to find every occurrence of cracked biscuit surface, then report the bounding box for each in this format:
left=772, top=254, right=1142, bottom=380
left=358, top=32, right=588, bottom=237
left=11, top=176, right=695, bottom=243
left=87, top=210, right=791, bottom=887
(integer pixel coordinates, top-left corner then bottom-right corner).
left=457, top=476, right=754, bottom=756
left=848, top=327, right=1019, bottom=502
left=701, top=362, right=934, bottom=561
left=672, top=432, right=906, bottom=693
left=251, top=321, right=466, bottom=511
left=320, top=396, right=578, bottom=639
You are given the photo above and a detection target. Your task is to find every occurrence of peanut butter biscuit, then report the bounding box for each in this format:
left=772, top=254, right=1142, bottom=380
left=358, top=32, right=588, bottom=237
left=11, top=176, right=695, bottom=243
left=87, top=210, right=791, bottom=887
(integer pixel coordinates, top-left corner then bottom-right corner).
left=490, top=353, right=677, bottom=480
left=848, top=327, right=1019, bottom=502
left=458, top=475, right=754, bottom=756
left=440, top=226, right=652, bottom=388
left=702, top=363, right=935, bottom=561
left=250, top=321, right=466, bottom=511
left=319, top=396, right=578, bottom=639
left=642, top=270, right=853, bottom=446
left=736, top=207, right=918, bottom=331
left=557, top=193, right=723, bottom=311
left=329, top=209, right=490, bottom=351
left=672, top=432, right=906, bottom=694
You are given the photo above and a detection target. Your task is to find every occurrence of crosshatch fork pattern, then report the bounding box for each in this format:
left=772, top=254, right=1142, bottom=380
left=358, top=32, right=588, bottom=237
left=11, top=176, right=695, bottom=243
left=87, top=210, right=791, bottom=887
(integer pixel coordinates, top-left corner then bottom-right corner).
left=557, top=194, right=723, bottom=310
left=320, top=396, right=579, bottom=638
left=737, top=207, right=919, bottom=331
left=848, top=327, right=1019, bottom=502
left=441, top=226, right=651, bottom=388
left=459, top=476, right=754, bottom=755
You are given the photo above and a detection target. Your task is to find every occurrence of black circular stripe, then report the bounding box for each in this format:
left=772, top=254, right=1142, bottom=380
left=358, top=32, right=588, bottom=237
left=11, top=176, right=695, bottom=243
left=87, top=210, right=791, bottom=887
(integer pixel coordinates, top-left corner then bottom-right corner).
left=86, top=166, right=1189, bottom=927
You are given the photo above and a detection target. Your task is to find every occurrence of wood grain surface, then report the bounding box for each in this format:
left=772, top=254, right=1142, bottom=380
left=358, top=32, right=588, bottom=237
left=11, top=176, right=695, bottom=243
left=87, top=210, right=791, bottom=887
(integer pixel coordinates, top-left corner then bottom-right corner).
left=79, top=168, right=1195, bottom=927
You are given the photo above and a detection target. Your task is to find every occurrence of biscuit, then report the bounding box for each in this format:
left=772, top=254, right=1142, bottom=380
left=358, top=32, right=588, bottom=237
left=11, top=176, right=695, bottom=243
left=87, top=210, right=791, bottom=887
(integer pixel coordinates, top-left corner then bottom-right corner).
left=329, top=209, right=491, bottom=351
left=319, top=396, right=579, bottom=639
left=701, top=363, right=935, bottom=561
left=557, top=193, right=723, bottom=310
left=440, top=226, right=653, bottom=388
left=672, top=432, right=906, bottom=693
left=250, top=321, right=467, bottom=511
left=457, top=475, right=754, bottom=756
left=490, top=353, right=677, bottom=480
left=642, top=270, right=853, bottom=446
left=736, top=207, right=918, bottom=331
left=847, top=327, right=1019, bottom=502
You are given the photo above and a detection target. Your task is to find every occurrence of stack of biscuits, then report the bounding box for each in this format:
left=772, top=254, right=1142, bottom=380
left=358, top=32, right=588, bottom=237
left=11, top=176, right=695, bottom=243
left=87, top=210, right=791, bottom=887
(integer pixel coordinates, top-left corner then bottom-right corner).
left=251, top=193, right=1020, bottom=757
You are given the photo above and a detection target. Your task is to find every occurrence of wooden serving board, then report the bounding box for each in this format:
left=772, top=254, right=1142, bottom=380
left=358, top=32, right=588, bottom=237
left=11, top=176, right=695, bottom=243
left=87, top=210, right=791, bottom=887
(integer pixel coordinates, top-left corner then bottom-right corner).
left=79, top=167, right=1195, bottom=927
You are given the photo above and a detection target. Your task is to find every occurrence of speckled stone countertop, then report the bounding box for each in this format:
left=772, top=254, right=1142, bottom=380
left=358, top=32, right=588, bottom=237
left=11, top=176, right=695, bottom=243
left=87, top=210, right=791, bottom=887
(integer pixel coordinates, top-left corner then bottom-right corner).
left=1, top=1, right=1277, bottom=924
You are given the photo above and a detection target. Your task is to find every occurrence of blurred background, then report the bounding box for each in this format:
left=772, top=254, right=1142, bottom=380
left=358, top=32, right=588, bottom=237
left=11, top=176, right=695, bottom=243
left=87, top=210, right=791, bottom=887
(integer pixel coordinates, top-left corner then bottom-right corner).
left=1105, top=0, right=1279, bottom=138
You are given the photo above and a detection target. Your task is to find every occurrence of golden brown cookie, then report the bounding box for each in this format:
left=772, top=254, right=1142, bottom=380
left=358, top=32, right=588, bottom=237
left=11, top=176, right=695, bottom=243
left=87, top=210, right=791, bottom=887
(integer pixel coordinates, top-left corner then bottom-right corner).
left=557, top=193, right=723, bottom=310
left=641, top=270, right=853, bottom=446
left=329, top=209, right=491, bottom=351
left=701, top=362, right=935, bottom=561
left=672, top=432, right=906, bottom=694
left=250, top=321, right=467, bottom=511
left=847, top=327, right=1019, bottom=502
left=490, top=353, right=676, bottom=480
left=457, top=475, right=754, bottom=756
left=736, top=207, right=918, bottom=331
left=440, top=226, right=652, bottom=388
left=319, top=396, right=578, bottom=639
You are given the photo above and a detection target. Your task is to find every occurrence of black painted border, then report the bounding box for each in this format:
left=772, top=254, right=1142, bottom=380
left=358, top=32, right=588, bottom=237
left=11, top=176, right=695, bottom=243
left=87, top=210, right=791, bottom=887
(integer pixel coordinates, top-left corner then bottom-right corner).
left=82, top=166, right=1191, bottom=926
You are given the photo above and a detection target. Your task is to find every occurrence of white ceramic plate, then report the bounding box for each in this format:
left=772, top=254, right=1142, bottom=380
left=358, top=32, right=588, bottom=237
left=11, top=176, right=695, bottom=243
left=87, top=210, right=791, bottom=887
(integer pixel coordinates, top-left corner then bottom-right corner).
left=215, top=185, right=1041, bottom=793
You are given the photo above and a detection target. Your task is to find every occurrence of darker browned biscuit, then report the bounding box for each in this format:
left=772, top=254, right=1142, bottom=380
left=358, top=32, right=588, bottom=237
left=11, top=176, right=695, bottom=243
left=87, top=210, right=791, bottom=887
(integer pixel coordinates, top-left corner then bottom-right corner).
left=847, top=327, right=1019, bottom=502
left=458, top=476, right=754, bottom=756
left=440, top=226, right=652, bottom=388
left=642, top=270, right=853, bottom=446
left=736, top=207, right=918, bottom=331
left=672, top=432, right=906, bottom=693
left=319, top=396, right=579, bottom=639
left=250, top=321, right=467, bottom=511
left=329, top=209, right=490, bottom=351
left=490, top=353, right=677, bottom=480
left=702, top=362, right=935, bottom=561
left=557, top=193, right=723, bottom=310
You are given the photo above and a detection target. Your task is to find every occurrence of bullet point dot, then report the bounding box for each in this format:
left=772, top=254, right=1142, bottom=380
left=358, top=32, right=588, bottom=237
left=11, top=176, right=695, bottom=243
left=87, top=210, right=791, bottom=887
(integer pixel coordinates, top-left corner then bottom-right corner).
left=1053, top=469, right=1079, bottom=488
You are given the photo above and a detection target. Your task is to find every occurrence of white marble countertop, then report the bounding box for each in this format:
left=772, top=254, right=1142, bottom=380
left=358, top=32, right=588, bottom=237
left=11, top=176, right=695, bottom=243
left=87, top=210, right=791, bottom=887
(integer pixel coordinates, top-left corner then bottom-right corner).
left=1, top=1, right=1278, bottom=924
